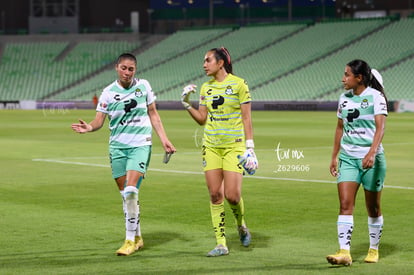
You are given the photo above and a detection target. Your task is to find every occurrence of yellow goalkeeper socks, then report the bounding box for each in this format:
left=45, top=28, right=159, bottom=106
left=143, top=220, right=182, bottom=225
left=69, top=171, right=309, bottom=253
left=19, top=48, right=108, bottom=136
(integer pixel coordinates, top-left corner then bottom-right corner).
left=229, top=197, right=246, bottom=227
left=210, top=202, right=226, bottom=246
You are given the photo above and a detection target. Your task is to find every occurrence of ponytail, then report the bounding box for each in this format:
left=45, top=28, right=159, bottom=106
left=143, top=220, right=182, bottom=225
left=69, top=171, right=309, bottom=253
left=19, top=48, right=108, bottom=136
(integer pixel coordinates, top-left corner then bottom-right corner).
left=370, top=68, right=388, bottom=106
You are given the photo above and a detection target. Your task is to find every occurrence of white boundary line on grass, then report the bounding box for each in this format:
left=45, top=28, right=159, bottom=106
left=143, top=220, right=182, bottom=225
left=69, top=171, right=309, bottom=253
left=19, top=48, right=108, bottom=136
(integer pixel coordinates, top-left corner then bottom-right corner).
left=32, top=158, right=414, bottom=190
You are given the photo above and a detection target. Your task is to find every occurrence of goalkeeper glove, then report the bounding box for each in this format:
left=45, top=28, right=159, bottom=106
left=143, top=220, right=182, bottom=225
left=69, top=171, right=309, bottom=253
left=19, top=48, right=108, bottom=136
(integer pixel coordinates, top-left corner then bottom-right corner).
left=181, top=84, right=197, bottom=109
left=238, top=140, right=259, bottom=175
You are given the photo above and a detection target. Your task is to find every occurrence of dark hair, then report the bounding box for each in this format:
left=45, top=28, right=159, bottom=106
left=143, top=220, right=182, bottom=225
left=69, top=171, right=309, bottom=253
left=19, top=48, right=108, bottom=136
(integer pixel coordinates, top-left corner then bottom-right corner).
left=209, top=47, right=233, bottom=74
left=117, top=53, right=137, bottom=65
left=347, top=59, right=388, bottom=104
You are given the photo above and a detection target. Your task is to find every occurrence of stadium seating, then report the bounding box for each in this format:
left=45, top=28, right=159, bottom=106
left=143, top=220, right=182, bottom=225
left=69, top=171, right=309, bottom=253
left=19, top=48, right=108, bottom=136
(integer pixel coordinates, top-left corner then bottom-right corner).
left=0, top=40, right=140, bottom=100
left=144, top=23, right=307, bottom=101
left=0, top=17, right=413, bottom=102
left=255, top=17, right=414, bottom=101
left=50, top=28, right=232, bottom=100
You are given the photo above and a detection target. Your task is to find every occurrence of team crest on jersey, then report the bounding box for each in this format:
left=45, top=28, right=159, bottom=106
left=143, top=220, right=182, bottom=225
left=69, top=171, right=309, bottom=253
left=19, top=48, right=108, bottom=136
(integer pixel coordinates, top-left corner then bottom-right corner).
left=135, top=88, right=144, bottom=97
left=99, top=102, right=107, bottom=109
left=225, top=86, right=233, bottom=95
left=360, top=98, right=369, bottom=109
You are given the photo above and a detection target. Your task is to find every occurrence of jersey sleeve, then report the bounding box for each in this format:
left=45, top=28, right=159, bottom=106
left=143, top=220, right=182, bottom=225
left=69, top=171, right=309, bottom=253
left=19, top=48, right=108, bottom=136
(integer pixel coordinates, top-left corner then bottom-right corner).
left=239, top=79, right=251, bottom=104
left=336, top=94, right=343, bottom=119
left=143, top=80, right=156, bottom=105
left=199, top=83, right=207, bottom=106
left=96, top=91, right=109, bottom=114
left=374, top=92, right=388, bottom=116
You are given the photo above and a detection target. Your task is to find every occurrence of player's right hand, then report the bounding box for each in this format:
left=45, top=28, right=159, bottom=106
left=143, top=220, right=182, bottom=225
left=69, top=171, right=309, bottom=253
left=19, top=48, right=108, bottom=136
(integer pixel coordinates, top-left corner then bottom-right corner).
left=181, top=84, right=197, bottom=109
left=71, top=119, right=92, bottom=134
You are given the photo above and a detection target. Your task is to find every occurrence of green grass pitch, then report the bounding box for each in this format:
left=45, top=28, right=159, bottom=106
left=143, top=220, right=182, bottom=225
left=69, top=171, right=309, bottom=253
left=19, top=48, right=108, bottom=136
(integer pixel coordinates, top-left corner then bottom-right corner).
left=0, top=109, right=413, bottom=274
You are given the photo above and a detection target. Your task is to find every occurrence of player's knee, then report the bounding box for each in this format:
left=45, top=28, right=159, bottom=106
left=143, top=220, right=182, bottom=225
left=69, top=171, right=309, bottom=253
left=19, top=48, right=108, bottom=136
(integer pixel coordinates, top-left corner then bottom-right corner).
left=210, top=192, right=224, bottom=204
left=225, top=195, right=240, bottom=205
left=124, top=186, right=138, bottom=200
left=367, top=206, right=381, bottom=217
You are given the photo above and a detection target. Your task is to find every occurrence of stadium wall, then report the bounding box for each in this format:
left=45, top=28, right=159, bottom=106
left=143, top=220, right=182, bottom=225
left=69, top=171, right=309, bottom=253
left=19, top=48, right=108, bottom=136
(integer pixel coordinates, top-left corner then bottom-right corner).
left=2, top=100, right=399, bottom=112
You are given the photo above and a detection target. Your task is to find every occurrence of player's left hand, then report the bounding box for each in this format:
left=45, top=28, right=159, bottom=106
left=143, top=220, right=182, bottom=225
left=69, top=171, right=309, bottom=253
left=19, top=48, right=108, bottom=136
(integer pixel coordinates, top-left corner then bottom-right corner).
left=329, top=159, right=338, bottom=177
left=161, top=140, right=176, bottom=164
left=362, top=153, right=375, bottom=169
left=238, top=148, right=258, bottom=175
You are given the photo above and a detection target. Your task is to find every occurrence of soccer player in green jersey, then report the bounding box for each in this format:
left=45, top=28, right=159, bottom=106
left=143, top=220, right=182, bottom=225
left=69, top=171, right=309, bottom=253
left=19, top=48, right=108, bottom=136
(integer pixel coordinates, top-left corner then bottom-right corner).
left=181, top=47, right=259, bottom=256
left=71, top=53, right=176, bottom=256
left=327, top=59, right=388, bottom=266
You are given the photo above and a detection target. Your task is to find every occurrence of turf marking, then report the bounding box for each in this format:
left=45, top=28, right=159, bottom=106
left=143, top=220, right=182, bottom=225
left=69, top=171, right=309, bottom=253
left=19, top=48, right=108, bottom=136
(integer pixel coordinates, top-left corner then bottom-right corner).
left=32, top=157, right=414, bottom=190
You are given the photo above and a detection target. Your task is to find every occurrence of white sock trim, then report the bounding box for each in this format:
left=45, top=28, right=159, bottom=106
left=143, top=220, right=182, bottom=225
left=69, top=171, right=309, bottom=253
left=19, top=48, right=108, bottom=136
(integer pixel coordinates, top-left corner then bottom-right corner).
left=368, top=215, right=383, bottom=226
left=337, top=215, right=354, bottom=224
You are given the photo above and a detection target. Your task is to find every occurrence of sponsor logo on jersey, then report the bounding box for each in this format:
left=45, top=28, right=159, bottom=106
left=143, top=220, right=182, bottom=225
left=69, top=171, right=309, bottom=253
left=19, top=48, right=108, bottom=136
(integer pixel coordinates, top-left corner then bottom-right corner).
left=347, top=130, right=366, bottom=135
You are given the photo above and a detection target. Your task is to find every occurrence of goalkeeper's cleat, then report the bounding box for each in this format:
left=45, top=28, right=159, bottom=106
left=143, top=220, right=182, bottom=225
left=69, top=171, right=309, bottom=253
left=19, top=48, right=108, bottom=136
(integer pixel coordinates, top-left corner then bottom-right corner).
left=364, top=248, right=379, bottom=263
left=238, top=225, right=251, bottom=247
left=134, top=236, right=144, bottom=251
left=326, top=249, right=352, bottom=266
left=206, top=244, right=229, bottom=257
left=116, top=240, right=136, bottom=256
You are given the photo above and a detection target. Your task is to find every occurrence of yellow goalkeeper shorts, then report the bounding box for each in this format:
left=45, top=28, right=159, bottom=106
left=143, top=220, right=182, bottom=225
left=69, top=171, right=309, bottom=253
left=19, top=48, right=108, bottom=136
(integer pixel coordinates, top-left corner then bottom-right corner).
left=202, top=146, right=244, bottom=174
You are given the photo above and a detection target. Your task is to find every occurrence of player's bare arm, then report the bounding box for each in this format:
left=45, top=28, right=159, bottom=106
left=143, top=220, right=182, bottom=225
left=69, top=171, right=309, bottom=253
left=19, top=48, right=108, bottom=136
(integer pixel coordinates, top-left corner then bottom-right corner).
left=147, top=102, right=176, bottom=154
left=187, top=105, right=208, bottom=126
left=362, top=114, right=386, bottom=169
left=241, top=102, right=253, bottom=140
left=330, top=118, right=343, bottom=177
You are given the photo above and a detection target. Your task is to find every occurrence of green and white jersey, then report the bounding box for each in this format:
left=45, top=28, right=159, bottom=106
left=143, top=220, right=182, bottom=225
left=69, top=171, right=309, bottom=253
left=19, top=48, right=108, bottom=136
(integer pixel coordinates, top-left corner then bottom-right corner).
left=199, top=73, right=251, bottom=148
left=337, top=87, right=388, bottom=159
left=96, top=78, right=155, bottom=149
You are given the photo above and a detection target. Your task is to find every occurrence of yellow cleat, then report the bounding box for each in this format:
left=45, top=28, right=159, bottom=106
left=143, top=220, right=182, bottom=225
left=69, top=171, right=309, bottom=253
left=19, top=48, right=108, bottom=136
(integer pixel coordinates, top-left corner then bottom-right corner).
left=116, top=240, right=136, bottom=256
left=364, top=248, right=379, bottom=263
left=326, top=249, right=352, bottom=266
left=134, top=236, right=144, bottom=251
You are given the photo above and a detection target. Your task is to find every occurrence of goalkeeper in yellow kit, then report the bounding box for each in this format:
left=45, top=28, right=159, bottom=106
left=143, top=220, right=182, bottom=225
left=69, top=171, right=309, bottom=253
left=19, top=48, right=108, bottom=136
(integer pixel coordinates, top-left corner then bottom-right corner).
left=181, top=47, right=258, bottom=256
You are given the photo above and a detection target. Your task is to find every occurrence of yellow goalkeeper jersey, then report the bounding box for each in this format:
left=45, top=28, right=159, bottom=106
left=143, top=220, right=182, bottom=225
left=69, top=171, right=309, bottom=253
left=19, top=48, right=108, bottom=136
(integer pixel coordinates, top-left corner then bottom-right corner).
left=199, top=73, right=251, bottom=148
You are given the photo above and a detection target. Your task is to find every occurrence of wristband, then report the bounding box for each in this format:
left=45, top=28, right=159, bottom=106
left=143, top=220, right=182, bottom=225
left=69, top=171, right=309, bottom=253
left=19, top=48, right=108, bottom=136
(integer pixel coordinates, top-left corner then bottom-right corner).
left=246, top=139, right=254, bottom=148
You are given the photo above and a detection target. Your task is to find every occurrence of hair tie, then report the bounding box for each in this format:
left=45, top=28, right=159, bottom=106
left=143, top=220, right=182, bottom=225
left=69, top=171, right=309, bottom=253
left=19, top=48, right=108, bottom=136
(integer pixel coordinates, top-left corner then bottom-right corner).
left=220, top=47, right=231, bottom=65
left=371, top=69, right=384, bottom=88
